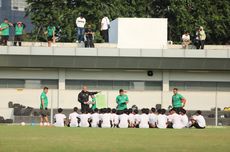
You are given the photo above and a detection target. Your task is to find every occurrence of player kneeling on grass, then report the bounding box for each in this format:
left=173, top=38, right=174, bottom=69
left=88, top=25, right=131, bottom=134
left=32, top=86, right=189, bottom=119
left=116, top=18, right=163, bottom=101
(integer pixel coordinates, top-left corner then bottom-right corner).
left=134, top=109, right=141, bottom=128
left=139, top=108, right=150, bottom=128
left=167, top=108, right=184, bottom=129
left=54, top=108, right=66, bottom=127
left=100, top=108, right=112, bottom=128
left=79, top=109, right=91, bottom=127
left=69, top=107, right=80, bottom=127
left=128, top=108, right=135, bottom=128
left=149, top=107, right=157, bottom=128
left=156, top=109, right=168, bottom=129
left=90, top=108, right=100, bottom=128
left=189, top=110, right=206, bottom=129
left=180, top=108, right=189, bottom=128
left=118, top=109, right=129, bottom=128
left=111, top=108, right=119, bottom=128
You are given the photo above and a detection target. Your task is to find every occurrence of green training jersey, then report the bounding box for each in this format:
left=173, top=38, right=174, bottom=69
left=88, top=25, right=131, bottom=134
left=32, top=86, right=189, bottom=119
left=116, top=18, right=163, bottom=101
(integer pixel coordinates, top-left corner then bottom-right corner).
left=172, top=93, right=183, bottom=108
left=0, top=23, right=10, bottom=36
left=91, top=97, right=96, bottom=110
left=15, top=24, right=24, bottom=35
left=40, top=92, right=48, bottom=109
left=116, top=94, right=129, bottom=110
left=47, top=26, right=55, bottom=36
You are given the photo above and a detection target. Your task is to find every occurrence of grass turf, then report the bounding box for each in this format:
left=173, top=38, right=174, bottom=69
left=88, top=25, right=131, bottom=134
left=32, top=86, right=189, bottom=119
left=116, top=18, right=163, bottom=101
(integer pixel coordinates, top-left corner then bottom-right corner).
left=0, top=126, right=229, bottom=152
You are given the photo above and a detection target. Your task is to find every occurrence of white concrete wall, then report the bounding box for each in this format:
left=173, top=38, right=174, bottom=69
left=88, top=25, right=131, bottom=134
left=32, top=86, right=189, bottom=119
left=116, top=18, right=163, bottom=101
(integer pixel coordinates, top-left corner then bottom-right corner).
left=109, top=18, right=168, bottom=49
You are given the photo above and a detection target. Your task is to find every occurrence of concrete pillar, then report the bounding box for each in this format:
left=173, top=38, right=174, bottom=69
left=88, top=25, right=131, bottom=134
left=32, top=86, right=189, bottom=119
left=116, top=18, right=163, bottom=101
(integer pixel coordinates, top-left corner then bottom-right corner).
left=161, top=71, right=170, bottom=108
left=58, top=69, right=66, bottom=108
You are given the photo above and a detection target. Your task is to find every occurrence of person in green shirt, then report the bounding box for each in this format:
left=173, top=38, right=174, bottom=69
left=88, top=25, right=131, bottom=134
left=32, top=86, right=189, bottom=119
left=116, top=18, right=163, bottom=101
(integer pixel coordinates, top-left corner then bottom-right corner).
left=116, top=89, right=129, bottom=111
left=13, top=21, right=26, bottom=46
left=172, top=88, right=186, bottom=114
left=47, top=24, right=56, bottom=47
left=90, top=95, right=97, bottom=110
left=40, top=87, right=49, bottom=126
left=0, top=18, right=13, bottom=46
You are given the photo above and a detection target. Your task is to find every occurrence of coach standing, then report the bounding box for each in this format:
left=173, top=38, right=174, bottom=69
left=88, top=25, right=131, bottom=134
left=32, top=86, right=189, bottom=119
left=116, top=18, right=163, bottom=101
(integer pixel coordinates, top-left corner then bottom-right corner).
left=40, top=87, right=49, bottom=126
left=78, top=86, right=99, bottom=112
left=116, top=89, right=129, bottom=110
left=172, top=88, right=186, bottom=113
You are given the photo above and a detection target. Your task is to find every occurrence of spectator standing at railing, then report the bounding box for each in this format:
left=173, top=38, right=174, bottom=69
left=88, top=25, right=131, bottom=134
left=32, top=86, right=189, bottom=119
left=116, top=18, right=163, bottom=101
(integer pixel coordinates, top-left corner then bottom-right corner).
left=199, top=26, right=206, bottom=49
left=194, top=27, right=200, bottom=49
left=76, top=13, right=86, bottom=43
left=0, top=18, right=13, bottom=46
left=13, top=21, right=26, bottom=46
left=101, top=16, right=110, bottom=42
left=46, top=24, right=56, bottom=47
left=181, top=31, right=191, bottom=49
left=85, top=24, right=94, bottom=48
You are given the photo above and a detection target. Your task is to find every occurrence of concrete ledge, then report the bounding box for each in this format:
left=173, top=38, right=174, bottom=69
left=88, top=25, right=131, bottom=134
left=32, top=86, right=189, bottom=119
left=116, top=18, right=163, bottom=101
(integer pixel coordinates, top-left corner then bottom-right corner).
left=0, top=46, right=8, bottom=54
left=119, top=49, right=141, bottom=57
left=185, top=50, right=206, bottom=58
left=31, top=47, right=53, bottom=55
left=53, top=47, right=75, bottom=56
left=76, top=48, right=97, bottom=56
left=8, top=46, right=30, bottom=55
left=141, top=49, right=162, bottom=57
left=163, top=49, right=185, bottom=57
left=206, top=50, right=229, bottom=58
left=97, top=48, right=119, bottom=56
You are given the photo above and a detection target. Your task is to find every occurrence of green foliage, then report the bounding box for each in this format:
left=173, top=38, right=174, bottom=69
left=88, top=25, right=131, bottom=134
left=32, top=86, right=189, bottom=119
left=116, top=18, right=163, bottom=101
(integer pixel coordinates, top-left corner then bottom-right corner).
left=25, top=0, right=230, bottom=44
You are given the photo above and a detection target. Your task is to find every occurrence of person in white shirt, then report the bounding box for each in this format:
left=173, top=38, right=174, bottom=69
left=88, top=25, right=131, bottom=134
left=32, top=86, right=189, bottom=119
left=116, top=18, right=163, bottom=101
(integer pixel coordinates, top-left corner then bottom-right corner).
left=134, top=109, right=141, bottom=128
left=118, top=110, right=129, bottom=128
left=180, top=108, right=189, bottom=128
left=182, top=31, right=191, bottom=49
left=156, top=109, right=168, bottom=129
left=168, top=108, right=183, bottom=129
left=68, top=107, right=79, bottom=127
left=79, top=109, right=90, bottom=127
left=149, top=107, right=157, bottom=128
left=139, top=108, right=150, bottom=128
left=128, top=108, right=135, bottom=128
left=54, top=108, right=66, bottom=127
left=101, top=16, right=110, bottom=42
left=111, top=108, right=119, bottom=128
left=190, top=110, right=206, bottom=129
left=90, top=108, right=100, bottom=128
left=76, top=13, right=86, bottom=43
left=101, top=108, right=112, bottom=128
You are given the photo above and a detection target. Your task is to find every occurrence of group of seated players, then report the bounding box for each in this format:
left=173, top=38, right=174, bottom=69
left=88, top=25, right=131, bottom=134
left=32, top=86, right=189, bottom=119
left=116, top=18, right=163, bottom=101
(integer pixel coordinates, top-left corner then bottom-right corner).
left=52, top=107, right=206, bottom=129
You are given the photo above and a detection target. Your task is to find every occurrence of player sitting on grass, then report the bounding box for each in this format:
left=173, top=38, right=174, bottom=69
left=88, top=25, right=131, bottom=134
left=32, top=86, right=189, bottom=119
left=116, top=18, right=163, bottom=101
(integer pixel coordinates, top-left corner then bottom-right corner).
left=128, top=108, right=135, bottom=128
left=90, top=108, right=100, bottom=128
left=189, top=110, right=206, bottom=129
left=54, top=108, right=66, bottom=127
left=79, top=109, right=91, bottom=127
left=167, top=108, right=183, bottom=129
left=118, top=109, right=129, bottom=128
left=111, top=108, right=119, bottom=128
left=139, top=108, right=150, bottom=128
left=149, top=107, right=157, bottom=128
left=68, top=107, right=80, bottom=127
left=156, top=109, right=168, bottom=129
left=100, top=108, right=112, bottom=128
left=134, top=109, right=141, bottom=128
left=180, top=108, right=189, bottom=128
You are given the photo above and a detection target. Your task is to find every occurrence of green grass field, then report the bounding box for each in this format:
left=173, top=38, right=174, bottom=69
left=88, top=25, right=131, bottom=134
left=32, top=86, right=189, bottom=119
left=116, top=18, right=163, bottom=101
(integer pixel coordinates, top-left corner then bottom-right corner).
left=0, top=126, right=230, bottom=152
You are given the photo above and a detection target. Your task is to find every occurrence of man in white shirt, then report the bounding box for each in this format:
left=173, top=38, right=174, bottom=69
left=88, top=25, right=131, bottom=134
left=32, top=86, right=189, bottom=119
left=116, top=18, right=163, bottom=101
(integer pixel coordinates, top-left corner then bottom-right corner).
left=76, top=13, right=86, bottom=43
left=149, top=107, right=157, bottom=128
left=118, top=110, right=129, bottom=128
left=101, top=16, right=110, bottom=42
left=180, top=108, right=189, bottom=128
left=101, top=108, right=112, bottom=128
left=182, top=31, right=191, bottom=49
left=54, top=108, right=66, bottom=127
left=190, top=110, right=206, bottom=129
left=139, top=108, right=149, bottom=128
left=168, top=108, right=183, bottom=129
left=79, top=109, right=90, bottom=127
left=90, top=108, right=100, bottom=128
left=156, top=109, right=168, bottom=129
left=69, top=107, right=79, bottom=127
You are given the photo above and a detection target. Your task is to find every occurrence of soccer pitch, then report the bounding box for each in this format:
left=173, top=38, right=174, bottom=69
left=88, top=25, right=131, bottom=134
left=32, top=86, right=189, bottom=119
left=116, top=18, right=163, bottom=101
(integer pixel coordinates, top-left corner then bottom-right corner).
left=0, top=126, right=229, bottom=152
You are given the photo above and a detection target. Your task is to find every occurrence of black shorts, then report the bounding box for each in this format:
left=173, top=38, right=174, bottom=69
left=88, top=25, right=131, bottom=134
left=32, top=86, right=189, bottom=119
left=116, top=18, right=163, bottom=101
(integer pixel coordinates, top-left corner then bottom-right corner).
left=174, top=107, right=182, bottom=114
left=40, top=108, right=49, bottom=117
left=1, top=35, right=9, bottom=41
left=47, top=36, right=53, bottom=41
left=14, top=35, right=23, bottom=41
left=194, top=122, right=205, bottom=129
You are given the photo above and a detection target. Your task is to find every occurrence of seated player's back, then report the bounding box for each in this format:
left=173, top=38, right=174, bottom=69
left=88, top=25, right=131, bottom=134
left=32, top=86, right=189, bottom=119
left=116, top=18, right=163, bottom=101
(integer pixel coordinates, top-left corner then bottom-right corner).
left=79, top=113, right=90, bottom=127
left=101, top=113, right=111, bottom=128
left=91, top=112, right=100, bottom=128
left=194, top=115, right=206, bottom=128
left=139, top=113, right=149, bottom=128
left=119, top=113, right=129, bottom=128
left=170, top=113, right=183, bottom=129
left=69, top=111, right=79, bottom=127
left=181, top=114, right=189, bottom=128
left=157, top=114, right=167, bottom=128
left=54, top=113, right=66, bottom=127
left=111, top=113, right=119, bottom=127
left=149, top=113, right=157, bottom=127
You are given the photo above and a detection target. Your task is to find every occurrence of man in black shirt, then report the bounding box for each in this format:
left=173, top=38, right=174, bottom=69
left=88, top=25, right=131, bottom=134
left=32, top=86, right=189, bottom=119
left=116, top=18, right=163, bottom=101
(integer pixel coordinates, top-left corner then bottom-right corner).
left=78, top=86, right=99, bottom=112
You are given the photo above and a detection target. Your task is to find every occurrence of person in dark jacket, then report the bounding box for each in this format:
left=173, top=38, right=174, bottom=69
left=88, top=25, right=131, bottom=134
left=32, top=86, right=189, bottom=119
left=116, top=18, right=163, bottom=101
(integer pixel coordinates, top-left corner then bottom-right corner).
left=78, top=86, right=99, bottom=112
